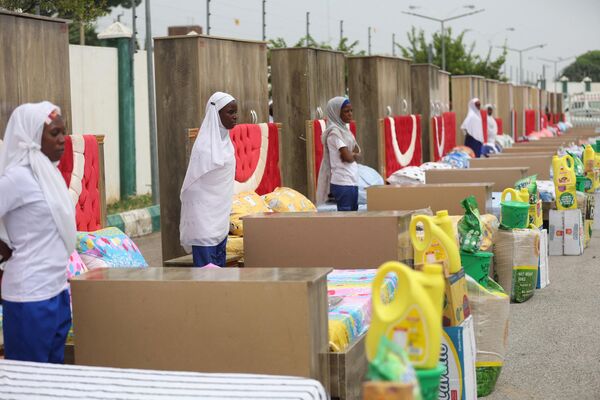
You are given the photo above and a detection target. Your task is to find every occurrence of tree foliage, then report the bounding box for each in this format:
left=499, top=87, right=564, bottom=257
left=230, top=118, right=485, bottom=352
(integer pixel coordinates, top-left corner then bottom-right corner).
left=398, top=26, right=507, bottom=80
left=0, top=0, right=140, bottom=45
left=562, top=51, right=600, bottom=82
left=268, top=35, right=365, bottom=56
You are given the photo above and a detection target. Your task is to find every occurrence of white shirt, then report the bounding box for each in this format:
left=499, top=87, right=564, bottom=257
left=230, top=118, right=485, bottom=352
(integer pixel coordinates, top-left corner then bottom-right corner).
left=327, top=135, right=358, bottom=186
left=180, top=147, right=235, bottom=248
left=0, top=165, right=69, bottom=302
left=487, top=115, right=498, bottom=144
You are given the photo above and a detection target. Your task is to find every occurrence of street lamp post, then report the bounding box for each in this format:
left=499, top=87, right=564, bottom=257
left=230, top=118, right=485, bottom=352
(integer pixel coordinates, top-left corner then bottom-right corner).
left=402, top=7, right=485, bottom=71
left=535, top=56, right=575, bottom=92
left=496, top=43, right=546, bottom=85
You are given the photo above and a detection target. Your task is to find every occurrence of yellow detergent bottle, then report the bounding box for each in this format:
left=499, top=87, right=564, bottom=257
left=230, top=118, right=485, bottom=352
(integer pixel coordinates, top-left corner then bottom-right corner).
left=366, top=261, right=444, bottom=369
left=583, top=145, right=598, bottom=192
left=413, top=210, right=457, bottom=274
left=501, top=187, right=529, bottom=203
left=553, top=155, right=578, bottom=210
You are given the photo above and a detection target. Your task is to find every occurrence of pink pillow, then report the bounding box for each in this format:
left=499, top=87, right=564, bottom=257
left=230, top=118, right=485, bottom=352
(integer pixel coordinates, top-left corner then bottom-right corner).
left=67, top=251, right=88, bottom=279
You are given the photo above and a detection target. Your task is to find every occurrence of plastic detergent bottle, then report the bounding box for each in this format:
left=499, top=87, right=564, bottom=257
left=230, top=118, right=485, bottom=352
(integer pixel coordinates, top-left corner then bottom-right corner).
left=553, top=155, right=578, bottom=210
left=366, top=260, right=444, bottom=369
left=501, top=187, right=529, bottom=203
left=413, top=210, right=457, bottom=272
left=583, top=145, right=598, bottom=191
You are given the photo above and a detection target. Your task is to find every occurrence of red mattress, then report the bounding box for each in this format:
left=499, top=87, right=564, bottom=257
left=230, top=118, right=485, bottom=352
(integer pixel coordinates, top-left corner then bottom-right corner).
left=382, top=115, right=422, bottom=178
left=495, top=117, right=503, bottom=136
left=57, top=135, right=102, bottom=232
left=431, top=112, right=456, bottom=161
left=480, top=110, right=488, bottom=143
left=524, top=109, right=537, bottom=135
left=229, top=123, right=281, bottom=196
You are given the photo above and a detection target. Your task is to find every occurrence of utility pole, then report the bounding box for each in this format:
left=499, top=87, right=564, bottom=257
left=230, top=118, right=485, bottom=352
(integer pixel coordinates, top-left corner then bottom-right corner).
left=368, top=26, right=371, bottom=55
left=306, top=12, right=310, bottom=46
left=206, top=0, right=211, bottom=35
left=392, top=33, right=396, bottom=56
left=262, top=0, right=266, bottom=41
left=339, top=20, right=343, bottom=43
left=402, top=8, right=485, bottom=71
left=145, top=0, right=159, bottom=204
left=498, top=43, right=546, bottom=85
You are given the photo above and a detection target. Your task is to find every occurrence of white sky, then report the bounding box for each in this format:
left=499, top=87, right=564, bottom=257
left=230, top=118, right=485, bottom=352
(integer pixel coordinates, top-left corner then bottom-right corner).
left=97, top=0, right=600, bottom=82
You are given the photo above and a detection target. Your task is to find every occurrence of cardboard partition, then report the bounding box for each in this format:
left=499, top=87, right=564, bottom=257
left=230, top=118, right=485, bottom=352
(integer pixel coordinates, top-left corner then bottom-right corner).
left=488, top=152, right=554, bottom=158
left=469, top=155, right=552, bottom=180
left=243, top=211, right=417, bottom=268
left=72, top=267, right=330, bottom=387
left=502, top=146, right=557, bottom=154
left=424, top=167, right=528, bottom=192
left=367, top=183, right=493, bottom=214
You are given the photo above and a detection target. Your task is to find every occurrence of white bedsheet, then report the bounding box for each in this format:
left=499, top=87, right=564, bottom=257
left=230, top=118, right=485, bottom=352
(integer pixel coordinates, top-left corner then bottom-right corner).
left=0, top=359, right=329, bottom=400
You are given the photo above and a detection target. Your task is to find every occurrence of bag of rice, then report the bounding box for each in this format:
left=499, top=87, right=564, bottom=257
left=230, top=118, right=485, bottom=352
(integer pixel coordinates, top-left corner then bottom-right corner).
left=263, top=187, right=316, bottom=212
left=230, top=191, right=272, bottom=236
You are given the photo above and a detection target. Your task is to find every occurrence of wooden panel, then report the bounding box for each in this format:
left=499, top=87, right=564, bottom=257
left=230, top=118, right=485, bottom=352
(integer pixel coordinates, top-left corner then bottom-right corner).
left=550, top=92, right=556, bottom=115
left=497, top=82, right=513, bottom=137
left=348, top=56, right=412, bottom=169
left=410, top=64, right=449, bottom=162
left=154, top=34, right=268, bottom=261
left=271, top=48, right=345, bottom=195
left=529, top=87, right=540, bottom=110
left=485, top=79, right=499, bottom=108
left=329, top=334, right=367, bottom=400
left=451, top=75, right=485, bottom=145
left=0, top=11, right=71, bottom=137
left=513, top=85, right=529, bottom=136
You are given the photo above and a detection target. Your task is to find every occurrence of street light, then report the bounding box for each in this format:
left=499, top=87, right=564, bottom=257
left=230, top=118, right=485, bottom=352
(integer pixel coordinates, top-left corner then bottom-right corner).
left=402, top=7, right=485, bottom=71
left=465, top=27, right=514, bottom=52
left=534, top=56, right=576, bottom=92
left=496, top=43, right=546, bottom=85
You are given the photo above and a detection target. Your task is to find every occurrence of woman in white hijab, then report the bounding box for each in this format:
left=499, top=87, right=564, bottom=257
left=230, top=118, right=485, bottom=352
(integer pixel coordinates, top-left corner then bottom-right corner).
left=180, top=92, right=237, bottom=267
left=0, top=101, right=76, bottom=363
left=461, top=98, right=484, bottom=157
left=316, top=96, right=361, bottom=211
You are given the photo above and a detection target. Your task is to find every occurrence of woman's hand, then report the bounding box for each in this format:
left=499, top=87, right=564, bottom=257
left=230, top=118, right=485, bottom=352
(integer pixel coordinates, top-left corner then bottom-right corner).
left=352, top=145, right=362, bottom=162
left=0, top=240, right=12, bottom=262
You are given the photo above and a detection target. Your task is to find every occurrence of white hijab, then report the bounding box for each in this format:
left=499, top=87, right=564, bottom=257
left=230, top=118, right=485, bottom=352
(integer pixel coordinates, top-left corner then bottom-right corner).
left=315, top=96, right=358, bottom=205
left=0, top=102, right=76, bottom=255
left=461, top=98, right=484, bottom=143
left=181, top=92, right=236, bottom=192
left=485, top=104, right=498, bottom=144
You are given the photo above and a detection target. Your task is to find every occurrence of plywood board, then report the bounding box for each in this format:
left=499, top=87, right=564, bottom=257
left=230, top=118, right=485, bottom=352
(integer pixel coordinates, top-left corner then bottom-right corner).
left=0, top=11, right=71, bottom=137
left=425, top=167, right=529, bottom=192
left=513, top=85, right=529, bottom=136
left=154, top=34, right=268, bottom=261
left=469, top=155, right=552, bottom=179
left=497, top=82, right=513, bottom=137
left=348, top=56, right=412, bottom=169
left=271, top=48, right=345, bottom=195
left=485, top=79, right=499, bottom=109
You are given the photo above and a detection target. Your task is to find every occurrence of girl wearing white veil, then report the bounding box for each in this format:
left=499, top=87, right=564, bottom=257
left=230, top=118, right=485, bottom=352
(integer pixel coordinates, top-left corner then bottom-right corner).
left=180, top=92, right=237, bottom=267
left=461, top=98, right=484, bottom=157
left=0, top=102, right=76, bottom=363
left=316, top=97, right=361, bottom=211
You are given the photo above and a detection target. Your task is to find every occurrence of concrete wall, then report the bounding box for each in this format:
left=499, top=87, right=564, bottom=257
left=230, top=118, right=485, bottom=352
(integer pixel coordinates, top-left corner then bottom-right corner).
left=69, top=44, right=152, bottom=204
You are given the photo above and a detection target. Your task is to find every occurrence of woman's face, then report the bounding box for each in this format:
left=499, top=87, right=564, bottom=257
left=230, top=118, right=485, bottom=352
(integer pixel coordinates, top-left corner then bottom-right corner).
left=41, top=115, right=66, bottom=162
left=219, top=101, right=238, bottom=130
left=474, top=101, right=481, bottom=110
left=340, top=103, right=353, bottom=124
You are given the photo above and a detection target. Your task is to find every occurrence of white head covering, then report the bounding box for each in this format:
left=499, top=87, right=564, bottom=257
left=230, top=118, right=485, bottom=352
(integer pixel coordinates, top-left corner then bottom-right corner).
left=460, top=97, right=484, bottom=143
left=181, top=92, right=236, bottom=192
left=315, top=96, right=359, bottom=205
left=484, top=103, right=498, bottom=143
left=180, top=92, right=236, bottom=251
left=0, top=102, right=76, bottom=255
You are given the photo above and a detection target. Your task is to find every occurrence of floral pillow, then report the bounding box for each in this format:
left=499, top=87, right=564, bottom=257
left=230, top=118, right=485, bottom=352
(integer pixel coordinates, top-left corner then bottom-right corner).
left=76, top=227, right=148, bottom=269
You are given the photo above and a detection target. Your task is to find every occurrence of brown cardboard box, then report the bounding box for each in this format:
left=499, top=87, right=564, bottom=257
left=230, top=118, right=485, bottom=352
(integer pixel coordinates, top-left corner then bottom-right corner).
left=488, top=152, right=554, bottom=158
left=71, top=267, right=331, bottom=388
left=469, top=155, right=552, bottom=179
left=425, top=168, right=529, bottom=192
left=367, top=183, right=494, bottom=214
left=502, top=146, right=557, bottom=153
left=243, top=211, right=419, bottom=268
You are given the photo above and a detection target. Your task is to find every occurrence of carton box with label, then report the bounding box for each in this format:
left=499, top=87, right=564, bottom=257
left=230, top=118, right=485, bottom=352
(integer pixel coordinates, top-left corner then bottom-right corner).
left=439, top=316, right=477, bottom=400
left=549, top=209, right=584, bottom=256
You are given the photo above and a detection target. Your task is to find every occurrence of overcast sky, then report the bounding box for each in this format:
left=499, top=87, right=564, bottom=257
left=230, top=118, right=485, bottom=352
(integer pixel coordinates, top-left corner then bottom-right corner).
left=97, top=0, right=600, bottom=82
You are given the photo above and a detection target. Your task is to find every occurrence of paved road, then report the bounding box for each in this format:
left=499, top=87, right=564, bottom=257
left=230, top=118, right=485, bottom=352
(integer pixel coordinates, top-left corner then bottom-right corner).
left=136, top=232, right=600, bottom=399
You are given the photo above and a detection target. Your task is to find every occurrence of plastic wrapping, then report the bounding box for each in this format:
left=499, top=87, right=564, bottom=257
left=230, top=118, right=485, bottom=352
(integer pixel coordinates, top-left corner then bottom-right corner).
left=466, top=276, right=510, bottom=397
left=457, top=196, right=483, bottom=253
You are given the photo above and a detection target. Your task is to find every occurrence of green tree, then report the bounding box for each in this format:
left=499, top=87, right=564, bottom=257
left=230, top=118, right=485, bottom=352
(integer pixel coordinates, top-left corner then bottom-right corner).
left=398, top=26, right=507, bottom=80
left=562, top=51, right=600, bottom=82
left=268, top=35, right=365, bottom=56
left=0, top=0, right=141, bottom=45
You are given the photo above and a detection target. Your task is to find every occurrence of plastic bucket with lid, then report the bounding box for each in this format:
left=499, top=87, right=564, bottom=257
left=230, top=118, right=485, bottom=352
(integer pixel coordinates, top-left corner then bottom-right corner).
left=416, top=364, right=446, bottom=400
left=460, top=251, right=493, bottom=287
left=500, top=200, right=530, bottom=229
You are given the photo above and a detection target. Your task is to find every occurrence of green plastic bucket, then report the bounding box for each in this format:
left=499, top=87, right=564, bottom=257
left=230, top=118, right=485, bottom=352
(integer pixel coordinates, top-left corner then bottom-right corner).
left=500, top=200, right=530, bottom=229
left=416, top=364, right=446, bottom=400
left=460, top=251, right=493, bottom=287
